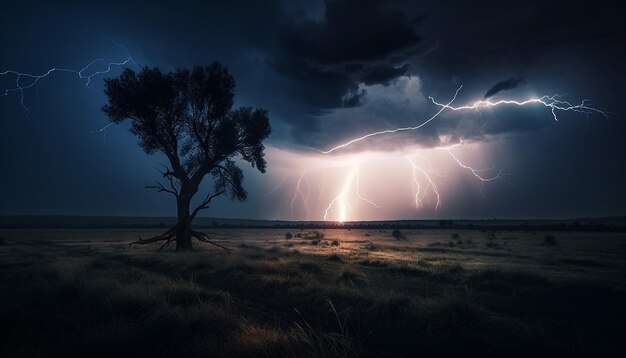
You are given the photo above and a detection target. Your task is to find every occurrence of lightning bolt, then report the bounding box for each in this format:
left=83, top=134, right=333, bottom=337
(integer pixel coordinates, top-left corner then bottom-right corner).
left=291, top=171, right=311, bottom=219
left=321, top=85, right=607, bottom=155
left=267, top=175, right=287, bottom=195
left=322, top=166, right=380, bottom=221
left=430, top=93, right=607, bottom=122
left=356, top=170, right=381, bottom=208
left=323, top=169, right=354, bottom=222
left=1, top=31, right=134, bottom=117
left=439, top=143, right=508, bottom=183
left=320, top=86, right=463, bottom=154
left=313, top=85, right=606, bottom=215
left=406, top=156, right=441, bottom=210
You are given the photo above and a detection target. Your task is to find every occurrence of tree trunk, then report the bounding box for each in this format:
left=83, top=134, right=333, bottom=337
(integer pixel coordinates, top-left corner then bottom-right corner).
left=175, top=196, right=193, bottom=251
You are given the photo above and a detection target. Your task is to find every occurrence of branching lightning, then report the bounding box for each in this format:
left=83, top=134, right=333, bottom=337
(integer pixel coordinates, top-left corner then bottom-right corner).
left=320, top=166, right=380, bottom=221
left=320, top=86, right=463, bottom=155
left=356, top=171, right=381, bottom=208
left=291, top=171, right=311, bottom=218
left=1, top=33, right=134, bottom=117
left=322, top=169, right=354, bottom=222
left=406, top=156, right=441, bottom=210
left=267, top=175, right=287, bottom=195
left=439, top=143, right=508, bottom=183
left=322, top=86, right=607, bottom=155
left=4, top=16, right=607, bottom=221
left=313, top=85, right=606, bottom=218
left=430, top=93, right=607, bottom=122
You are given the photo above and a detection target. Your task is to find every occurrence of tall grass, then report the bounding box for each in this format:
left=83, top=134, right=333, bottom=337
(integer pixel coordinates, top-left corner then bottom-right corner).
left=1, top=230, right=625, bottom=357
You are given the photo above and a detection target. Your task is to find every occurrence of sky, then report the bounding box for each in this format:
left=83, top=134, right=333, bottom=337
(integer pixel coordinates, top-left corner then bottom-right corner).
left=1, top=0, right=625, bottom=221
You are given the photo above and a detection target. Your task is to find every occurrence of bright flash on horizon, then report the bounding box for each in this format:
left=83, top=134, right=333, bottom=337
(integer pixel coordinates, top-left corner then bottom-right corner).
left=262, top=142, right=507, bottom=222
left=261, top=85, right=606, bottom=222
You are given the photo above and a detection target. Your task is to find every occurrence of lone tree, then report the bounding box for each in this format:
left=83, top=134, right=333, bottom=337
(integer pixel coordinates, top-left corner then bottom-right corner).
left=102, top=63, right=271, bottom=250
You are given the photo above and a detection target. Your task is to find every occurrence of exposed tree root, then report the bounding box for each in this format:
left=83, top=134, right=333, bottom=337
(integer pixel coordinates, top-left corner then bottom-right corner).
left=128, top=228, right=229, bottom=251
left=192, top=230, right=231, bottom=251
left=129, top=228, right=175, bottom=249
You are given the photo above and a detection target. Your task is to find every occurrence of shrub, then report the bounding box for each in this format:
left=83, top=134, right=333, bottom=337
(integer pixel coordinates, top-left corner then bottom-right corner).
left=451, top=233, right=461, bottom=239
left=285, top=232, right=293, bottom=240
left=330, top=239, right=340, bottom=246
left=391, top=229, right=405, bottom=240
left=307, top=231, right=325, bottom=239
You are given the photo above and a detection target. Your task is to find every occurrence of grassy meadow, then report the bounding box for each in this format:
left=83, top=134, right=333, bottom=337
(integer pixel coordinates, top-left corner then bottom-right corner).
left=0, top=228, right=625, bottom=357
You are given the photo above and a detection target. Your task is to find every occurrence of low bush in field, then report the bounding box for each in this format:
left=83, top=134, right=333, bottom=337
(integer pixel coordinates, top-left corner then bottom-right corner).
left=391, top=229, right=405, bottom=240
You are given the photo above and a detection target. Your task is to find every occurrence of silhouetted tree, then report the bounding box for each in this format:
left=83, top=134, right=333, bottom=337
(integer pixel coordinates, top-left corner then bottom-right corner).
left=102, top=63, right=271, bottom=250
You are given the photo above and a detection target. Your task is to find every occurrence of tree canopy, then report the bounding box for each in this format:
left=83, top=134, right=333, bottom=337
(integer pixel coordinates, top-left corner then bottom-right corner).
left=102, top=62, right=271, bottom=249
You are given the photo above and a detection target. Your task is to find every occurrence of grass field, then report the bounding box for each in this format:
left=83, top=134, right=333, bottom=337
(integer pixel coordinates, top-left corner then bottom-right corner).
left=1, top=228, right=625, bottom=357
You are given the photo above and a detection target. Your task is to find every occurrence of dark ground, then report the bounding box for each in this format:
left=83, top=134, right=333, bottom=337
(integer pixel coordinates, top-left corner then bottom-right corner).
left=1, top=228, right=624, bottom=357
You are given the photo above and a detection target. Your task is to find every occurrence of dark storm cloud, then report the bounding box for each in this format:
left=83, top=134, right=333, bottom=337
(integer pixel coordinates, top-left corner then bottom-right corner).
left=271, top=0, right=425, bottom=113
left=341, top=88, right=366, bottom=108
left=418, top=1, right=622, bottom=82
left=2, top=0, right=626, bottom=220
left=361, top=63, right=411, bottom=85
left=264, top=0, right=622, bottom=148
left=286, top=0, right=626, bottom=150
left=484, top=77, right=525, bottom=99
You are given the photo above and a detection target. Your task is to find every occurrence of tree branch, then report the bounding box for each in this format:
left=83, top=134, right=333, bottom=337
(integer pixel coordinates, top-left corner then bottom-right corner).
left=191, top=189, right=226, bottom=220
left=157, top=235, right=177, bottom=251
left=215, top=164, right=238, bottom=189
left=156, top=162, right=180, bottom=195
left=145, top=181, right=178, bottom=196
left=156, top=162, right=178, bottom=178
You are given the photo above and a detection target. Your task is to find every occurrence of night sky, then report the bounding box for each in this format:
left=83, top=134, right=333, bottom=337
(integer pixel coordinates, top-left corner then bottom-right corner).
left=1, top=0, right=625, bottom=220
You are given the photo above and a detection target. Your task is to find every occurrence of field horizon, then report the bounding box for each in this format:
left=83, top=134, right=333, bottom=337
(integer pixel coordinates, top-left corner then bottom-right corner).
left=2, top=214, right=625, bottom=230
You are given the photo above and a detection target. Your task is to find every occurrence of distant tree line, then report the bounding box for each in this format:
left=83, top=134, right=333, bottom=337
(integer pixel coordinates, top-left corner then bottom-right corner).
left=1, top=220, right=623, bottom=232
